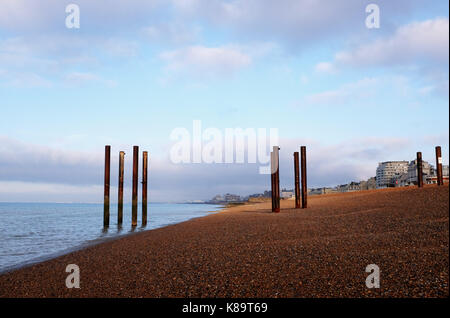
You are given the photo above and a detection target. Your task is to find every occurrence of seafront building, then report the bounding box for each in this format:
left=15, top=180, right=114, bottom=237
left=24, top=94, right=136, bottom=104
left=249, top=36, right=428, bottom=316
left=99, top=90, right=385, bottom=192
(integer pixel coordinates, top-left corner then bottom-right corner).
left=394, top=162, right=449, bottom=187
left=281, top=189, right=294, bottom=199
left=208, top=193, right=242, bottom=203
left=404, top=159, right=434, bottom=186
left=359, top=177, right=377, bottom=190
left=213, top=161, right=447, bottom=203
left=376, top=161, right=409, bottom=188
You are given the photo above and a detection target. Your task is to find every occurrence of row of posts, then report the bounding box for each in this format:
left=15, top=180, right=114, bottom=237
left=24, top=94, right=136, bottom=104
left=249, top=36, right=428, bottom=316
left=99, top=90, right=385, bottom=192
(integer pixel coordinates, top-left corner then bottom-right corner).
left=104, top=145, right=148, bottom=228
left=416, top=146, right=444, bottom=187
left=103, top=144, right=443, bottom=221
left=271, top=145, right=445, bottom=213
left=271, top=146, right=308, bottom=213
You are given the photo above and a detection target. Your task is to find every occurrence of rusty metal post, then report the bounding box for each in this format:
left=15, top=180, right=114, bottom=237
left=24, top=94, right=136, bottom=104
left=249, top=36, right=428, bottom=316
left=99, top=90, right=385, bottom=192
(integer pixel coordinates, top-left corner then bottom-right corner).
left=132, top=146, right=139, bottom=226
left=417, top=152, right=423, bottom=188
left=294, top=152, right=301, bottom=209
left=300, top=146, right=307, bottom=209
left=117, top=151, right=125, bottom=225
left=435, top=146, right=443, bottom=186
left=142, top=151, right=148, bottom=226
left=271, top=151, right=275, bottom=212
left=273, top=146, right=280, bottom=213
left=103, top=145, right=111, bottom=227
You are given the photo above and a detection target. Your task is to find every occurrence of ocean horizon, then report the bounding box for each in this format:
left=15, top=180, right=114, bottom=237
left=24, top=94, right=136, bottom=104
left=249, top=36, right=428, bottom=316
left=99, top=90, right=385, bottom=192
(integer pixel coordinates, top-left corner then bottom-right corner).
left=0, top=202, right=222, bottom=273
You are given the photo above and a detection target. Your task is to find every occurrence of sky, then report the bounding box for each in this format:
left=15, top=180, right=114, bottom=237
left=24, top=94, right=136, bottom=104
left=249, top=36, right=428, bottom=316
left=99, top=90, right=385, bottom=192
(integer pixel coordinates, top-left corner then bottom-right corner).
left=0, top=0, right=448, bottom=203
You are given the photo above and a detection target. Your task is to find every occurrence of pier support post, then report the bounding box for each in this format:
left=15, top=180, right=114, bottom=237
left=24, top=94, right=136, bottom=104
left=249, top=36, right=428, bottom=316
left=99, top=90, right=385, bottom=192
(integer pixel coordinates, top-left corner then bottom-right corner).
left=271, top=151, right=275, bottom=212
left=118, top=151, right=125, bottom=225
left=132, top=146, right=139, bottom=226
left=142, top=151, right=148, bottom=226
left=103, top=145, right=111, bottom=227
left=417, top=152, right=423, bottom=188
left=273, top=146, right=280, bottom=213
left=294, top=152, right=301, bottom=209
left=435, top=146, right=443, bottom=186
left=301, top=146, right=307, bottom=209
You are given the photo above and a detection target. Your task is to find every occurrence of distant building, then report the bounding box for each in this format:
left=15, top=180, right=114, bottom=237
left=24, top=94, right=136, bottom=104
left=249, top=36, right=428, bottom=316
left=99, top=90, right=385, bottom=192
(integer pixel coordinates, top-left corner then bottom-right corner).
left=376, top=161, right=409, bottom=188
left=406, top=159, right=434, bottom=185
left=223, top=193, right=241, bottom=202
left=249, top=190, right=272, bottom=199
left=360, top=177, right=376, bottom=190
left=337, top=177, right=376, bottom=192
left=337, top=182, right=360, bottom=192
left=392, top=159, right=435, bottom=187
left=426, top=175, right=450, bottom=184
left=211, top=194, right=224, bottom=202
left=308, top=187, right=336, bottom=195
left=426, top=164, right=449, bottom=185
left=281, top=189, right=294, bottom=199
left=443, top=165, right=449, bottom=177
left=308, top=188, right=324, bottom=195
left=393, top=173, right=411, bottom=187
left=208, top=193, right=241, bottom=203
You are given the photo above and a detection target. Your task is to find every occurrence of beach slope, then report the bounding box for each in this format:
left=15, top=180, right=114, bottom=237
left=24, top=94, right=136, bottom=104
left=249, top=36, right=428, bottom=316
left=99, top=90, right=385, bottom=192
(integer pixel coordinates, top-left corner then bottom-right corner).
left=0, top=185, right=448, bottom=297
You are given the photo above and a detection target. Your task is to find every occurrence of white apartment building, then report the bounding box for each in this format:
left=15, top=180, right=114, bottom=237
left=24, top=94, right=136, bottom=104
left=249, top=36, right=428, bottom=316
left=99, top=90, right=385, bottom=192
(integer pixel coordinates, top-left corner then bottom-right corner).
left=443, top=165, right=449, bottom=177
left=405, top=159, right=434, bottom=185
left=376, top=161, right=409, bottom=188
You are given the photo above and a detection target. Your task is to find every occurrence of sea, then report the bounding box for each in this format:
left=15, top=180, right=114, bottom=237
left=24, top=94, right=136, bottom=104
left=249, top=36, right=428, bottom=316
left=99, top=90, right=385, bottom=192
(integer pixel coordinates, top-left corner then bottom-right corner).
left=0, top=202, right=222, bottom=273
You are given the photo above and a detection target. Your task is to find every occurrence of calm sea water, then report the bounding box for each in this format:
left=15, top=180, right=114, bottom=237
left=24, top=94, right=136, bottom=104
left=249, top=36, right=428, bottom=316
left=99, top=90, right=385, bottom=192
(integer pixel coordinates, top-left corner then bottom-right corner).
left=0, top=202, right=222, bottom=273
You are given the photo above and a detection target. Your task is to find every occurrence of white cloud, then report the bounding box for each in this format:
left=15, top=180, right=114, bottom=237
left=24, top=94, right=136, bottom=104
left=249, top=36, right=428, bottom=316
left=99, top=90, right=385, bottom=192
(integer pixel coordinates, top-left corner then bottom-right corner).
left=171, top=0, right=422, bottom=47
left=315, top=62, right=336, bottom=74
left=0, top=0, right=59, bottom=30
left=316, top=18, right=449, bottom=99
left=418, top=85, right=435, bottom=96
left=299, top=74, right=309, bottom=84
left=274, top=136, right=413, bottom=187
left=302, top=77, right=379, bottom=106
left=331, top=18, right=449, bottom=67
left=160, top=45, right=252, bottom=78
left=102, top=39, right=139, bottom=57
left=142, top=22, right=201, bottom=45
left=0, top=35, right=124, bottom=87
left=0, top=0, right=163, bottom=31
left=64, top=72, right=117, bottom=87
left=0, top=70, right=52, bottom=88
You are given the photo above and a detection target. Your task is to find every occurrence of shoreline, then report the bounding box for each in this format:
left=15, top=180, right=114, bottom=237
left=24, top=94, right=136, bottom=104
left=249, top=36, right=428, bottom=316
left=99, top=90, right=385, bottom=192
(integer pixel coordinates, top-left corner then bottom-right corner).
left=0, top=204, right=225, bottom=275
left=0, top=185, right=448, bottom=297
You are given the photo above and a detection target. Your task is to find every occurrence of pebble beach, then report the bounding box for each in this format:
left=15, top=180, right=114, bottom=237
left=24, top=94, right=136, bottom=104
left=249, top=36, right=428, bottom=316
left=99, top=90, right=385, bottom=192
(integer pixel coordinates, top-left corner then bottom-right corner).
left=0, top=185, right=448, bottom=298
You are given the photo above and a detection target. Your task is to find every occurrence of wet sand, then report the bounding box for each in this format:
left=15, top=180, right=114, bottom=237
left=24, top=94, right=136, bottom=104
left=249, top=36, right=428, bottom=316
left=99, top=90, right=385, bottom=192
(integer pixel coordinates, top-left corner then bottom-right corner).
left=0, top=185, right=448, bottom=297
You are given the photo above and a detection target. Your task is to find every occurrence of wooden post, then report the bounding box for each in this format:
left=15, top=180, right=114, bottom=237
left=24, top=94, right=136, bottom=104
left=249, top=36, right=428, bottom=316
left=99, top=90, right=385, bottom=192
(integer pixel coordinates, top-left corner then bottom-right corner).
left=294, top=152, right=301, bottom=209
left=300, top=146, right=307, bottom=209
left=417, top=152, right=423, bottom=188
left=142, top=151, right=148, bottom=226
left=103, top=145, right=111, bottom=227
left=273, top=146, right=280, bottom=213
left=132, top=146, right=139, bottom=226
left=435, top=146, right=443, bottom=186
left=117, top=151, right=125, bottom=225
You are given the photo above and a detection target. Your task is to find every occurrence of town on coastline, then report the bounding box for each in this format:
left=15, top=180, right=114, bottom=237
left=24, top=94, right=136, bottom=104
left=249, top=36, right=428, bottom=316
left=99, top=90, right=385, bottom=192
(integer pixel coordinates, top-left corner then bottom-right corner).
left=192, top=157, right=450, bottom=204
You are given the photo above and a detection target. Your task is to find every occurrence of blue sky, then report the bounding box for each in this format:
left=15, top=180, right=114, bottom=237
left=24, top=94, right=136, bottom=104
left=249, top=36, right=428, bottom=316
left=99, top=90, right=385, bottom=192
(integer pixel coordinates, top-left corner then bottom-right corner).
left=0, top=0, right=448, bottom=202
